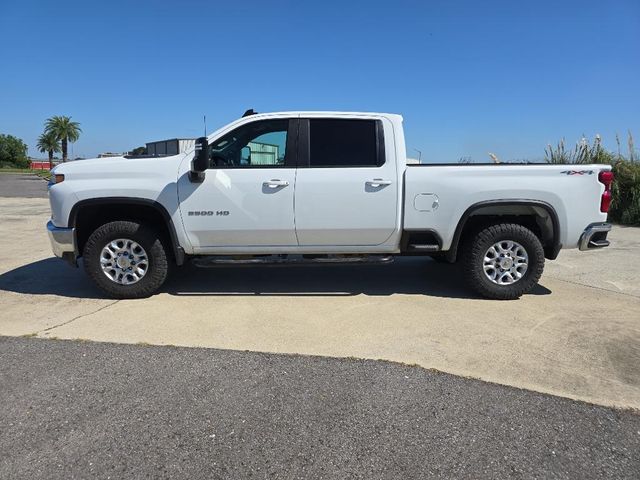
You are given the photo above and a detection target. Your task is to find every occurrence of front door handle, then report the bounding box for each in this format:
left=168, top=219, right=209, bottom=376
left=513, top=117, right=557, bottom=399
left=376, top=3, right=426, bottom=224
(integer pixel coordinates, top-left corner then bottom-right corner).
left=263, top=179, right=289, bottom=188
left=366, top=179, right=392, bottom=187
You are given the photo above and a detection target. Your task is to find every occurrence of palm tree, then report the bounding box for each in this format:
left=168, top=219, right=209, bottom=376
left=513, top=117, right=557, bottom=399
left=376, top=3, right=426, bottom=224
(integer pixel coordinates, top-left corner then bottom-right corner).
left=36, top=132, right=61, bottom=169
left=44, top=116, right=81, bottom=162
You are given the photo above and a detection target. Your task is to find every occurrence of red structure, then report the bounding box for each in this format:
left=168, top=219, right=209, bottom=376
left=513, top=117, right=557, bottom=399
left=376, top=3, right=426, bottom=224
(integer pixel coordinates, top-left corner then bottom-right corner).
left=30, top=161, right=53, bottom=170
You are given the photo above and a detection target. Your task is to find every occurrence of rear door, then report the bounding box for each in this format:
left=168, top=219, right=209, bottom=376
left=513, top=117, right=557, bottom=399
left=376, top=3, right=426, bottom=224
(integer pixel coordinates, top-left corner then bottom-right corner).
left=294, top=118, right=399, bottom=246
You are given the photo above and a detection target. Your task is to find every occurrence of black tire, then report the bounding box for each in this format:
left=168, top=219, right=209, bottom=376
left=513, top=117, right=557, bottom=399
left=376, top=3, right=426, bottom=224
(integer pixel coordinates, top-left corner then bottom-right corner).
left=83, top=221, right=169, bottom=299
left=462, top=223, right=545, bottom=300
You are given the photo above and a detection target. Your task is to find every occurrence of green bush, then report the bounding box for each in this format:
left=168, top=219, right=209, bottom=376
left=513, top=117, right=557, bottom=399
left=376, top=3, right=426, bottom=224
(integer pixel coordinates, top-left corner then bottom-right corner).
left=545, top=133, right=640, bottom=225
left=610, top=160, right=640, bottom=225
left=0, top=134, right=29, bottom=168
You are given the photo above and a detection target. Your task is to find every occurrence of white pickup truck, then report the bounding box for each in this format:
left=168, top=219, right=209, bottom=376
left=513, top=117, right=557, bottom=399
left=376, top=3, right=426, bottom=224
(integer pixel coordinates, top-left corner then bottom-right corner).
left=47, top=111, right=614, bottom=300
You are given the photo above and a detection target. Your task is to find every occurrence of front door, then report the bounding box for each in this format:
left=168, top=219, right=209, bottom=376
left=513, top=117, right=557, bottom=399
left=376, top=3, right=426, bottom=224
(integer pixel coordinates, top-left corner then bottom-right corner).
left=178, top=118, right=298, bottom=250
left=294, top=118, right=399, bottom=246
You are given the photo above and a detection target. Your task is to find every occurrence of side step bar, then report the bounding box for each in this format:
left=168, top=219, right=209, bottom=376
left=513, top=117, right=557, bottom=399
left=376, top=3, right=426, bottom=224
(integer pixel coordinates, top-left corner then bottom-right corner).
left=192, top=254, right=395, bottom=268
left=406, top=244, right=440, bottom=253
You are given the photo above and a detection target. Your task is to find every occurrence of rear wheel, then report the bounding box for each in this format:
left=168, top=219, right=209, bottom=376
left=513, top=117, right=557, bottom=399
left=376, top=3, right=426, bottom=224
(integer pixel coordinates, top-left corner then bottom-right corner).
left=462, top=223, right=544, bottom=300
left=83, top=221, right=169, bottom=299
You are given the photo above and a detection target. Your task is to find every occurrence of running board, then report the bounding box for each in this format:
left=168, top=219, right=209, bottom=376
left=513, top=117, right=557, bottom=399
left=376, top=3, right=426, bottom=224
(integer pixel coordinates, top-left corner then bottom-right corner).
left=407, top=244, right=440, bottom=252
left=192, top=254, right=395, bottom=268
left=589, top=239, right=610, bottom=248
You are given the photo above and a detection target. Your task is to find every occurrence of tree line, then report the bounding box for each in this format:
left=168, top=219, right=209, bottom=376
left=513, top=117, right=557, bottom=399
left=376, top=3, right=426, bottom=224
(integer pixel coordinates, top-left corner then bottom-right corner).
left=0, top=116, right=81, bottom=169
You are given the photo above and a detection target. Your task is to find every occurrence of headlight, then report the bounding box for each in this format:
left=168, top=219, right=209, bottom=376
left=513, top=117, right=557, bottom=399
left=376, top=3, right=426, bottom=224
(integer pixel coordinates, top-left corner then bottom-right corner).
left=48, top=174, right=65, bottom=187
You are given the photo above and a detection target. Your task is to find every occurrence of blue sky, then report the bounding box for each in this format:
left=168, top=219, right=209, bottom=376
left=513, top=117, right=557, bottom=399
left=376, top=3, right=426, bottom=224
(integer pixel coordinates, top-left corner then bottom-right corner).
left=1, top=0, right=639, bottom=163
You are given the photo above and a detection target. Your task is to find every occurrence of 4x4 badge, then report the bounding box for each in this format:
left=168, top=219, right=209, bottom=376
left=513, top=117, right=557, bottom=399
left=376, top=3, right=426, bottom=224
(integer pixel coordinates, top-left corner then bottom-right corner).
left=560, top=170, right=594, bottom=175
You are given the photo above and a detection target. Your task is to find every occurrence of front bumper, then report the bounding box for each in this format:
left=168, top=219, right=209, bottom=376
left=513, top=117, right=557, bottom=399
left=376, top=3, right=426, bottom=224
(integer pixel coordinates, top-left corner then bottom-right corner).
left=578, top=223, right=612, bottom=251
left=46, top=220, right=78, bottom=266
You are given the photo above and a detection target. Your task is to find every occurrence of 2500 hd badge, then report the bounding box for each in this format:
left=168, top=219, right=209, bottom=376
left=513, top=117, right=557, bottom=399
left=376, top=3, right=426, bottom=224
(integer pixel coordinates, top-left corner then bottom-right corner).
left=187, top=211, right=230, bottom=216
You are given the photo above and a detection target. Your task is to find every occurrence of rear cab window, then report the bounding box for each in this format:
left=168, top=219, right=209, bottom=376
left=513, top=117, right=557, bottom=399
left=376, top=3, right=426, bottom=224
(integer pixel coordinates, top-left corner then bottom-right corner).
left=301, top=119, right=385, bottom=168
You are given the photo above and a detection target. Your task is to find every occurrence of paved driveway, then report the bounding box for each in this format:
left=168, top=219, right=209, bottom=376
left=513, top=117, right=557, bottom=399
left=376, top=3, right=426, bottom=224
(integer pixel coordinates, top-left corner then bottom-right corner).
left=0, top=174, right=639, bottom=409
left=2, top=336, right=639, bottom=480
left=0, top=173, right=49, bottom=197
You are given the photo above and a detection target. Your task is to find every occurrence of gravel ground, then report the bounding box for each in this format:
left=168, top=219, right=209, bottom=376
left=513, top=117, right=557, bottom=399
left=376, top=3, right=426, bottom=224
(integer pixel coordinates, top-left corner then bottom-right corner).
left=1, top=336, right=639, bottom=480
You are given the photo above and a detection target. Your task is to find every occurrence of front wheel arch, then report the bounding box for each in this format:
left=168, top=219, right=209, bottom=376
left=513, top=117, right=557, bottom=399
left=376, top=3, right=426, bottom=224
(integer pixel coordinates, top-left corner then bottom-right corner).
left=70, top=198, right=185, bottom=266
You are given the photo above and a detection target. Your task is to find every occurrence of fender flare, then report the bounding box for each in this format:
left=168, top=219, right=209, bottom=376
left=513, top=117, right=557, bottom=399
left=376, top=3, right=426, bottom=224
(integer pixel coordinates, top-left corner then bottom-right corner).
left=446, top=199, right=562, bottom=262
left=68, top=197, right=185, bottom=265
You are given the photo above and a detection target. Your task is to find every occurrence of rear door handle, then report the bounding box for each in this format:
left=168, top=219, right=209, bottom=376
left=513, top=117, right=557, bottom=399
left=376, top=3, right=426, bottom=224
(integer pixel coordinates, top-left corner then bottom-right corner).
left=263, top=179, right=289, bottom=188
left=366, top=179, right=392, bottom=187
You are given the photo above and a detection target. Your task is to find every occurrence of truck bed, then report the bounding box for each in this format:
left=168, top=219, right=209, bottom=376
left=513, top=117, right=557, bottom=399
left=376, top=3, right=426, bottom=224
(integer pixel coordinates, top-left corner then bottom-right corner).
left=403, top=163, right=610, bottom=250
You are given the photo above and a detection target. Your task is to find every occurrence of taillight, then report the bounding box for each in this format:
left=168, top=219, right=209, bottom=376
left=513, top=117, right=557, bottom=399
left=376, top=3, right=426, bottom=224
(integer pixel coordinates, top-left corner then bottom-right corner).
left=598, top=170, right=614, bottom=213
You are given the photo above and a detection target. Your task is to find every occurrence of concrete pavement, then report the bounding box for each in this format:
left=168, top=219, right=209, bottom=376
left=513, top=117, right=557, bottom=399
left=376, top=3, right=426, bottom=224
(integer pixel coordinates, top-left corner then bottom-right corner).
left=0, top=178, right=639, bottom=409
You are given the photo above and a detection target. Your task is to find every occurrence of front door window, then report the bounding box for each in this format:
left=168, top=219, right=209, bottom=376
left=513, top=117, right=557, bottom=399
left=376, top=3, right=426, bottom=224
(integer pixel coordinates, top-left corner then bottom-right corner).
left=209, top=120, right=289, bottom=168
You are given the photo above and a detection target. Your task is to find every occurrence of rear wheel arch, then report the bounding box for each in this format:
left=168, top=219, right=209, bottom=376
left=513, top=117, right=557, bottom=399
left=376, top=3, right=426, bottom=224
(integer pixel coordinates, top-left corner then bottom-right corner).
left=446, top=200, right=561, bottom=262
left=69, top=198, right=185, bottom=265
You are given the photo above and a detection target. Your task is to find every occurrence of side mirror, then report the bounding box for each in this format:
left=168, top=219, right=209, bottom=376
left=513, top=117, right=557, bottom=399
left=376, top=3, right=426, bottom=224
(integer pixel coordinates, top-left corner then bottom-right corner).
left=189, top=136, right=209, bottom=183
left=240, top=145, right=251, bottom=165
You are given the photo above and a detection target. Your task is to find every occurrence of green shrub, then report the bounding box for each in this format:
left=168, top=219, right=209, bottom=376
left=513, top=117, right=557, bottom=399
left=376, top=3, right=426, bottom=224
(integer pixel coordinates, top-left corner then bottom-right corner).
left=0, top=134, right=29, bottom=168
left=610, top=160, right=640, bottom=225
left=545, top=133, right=640, bottom=225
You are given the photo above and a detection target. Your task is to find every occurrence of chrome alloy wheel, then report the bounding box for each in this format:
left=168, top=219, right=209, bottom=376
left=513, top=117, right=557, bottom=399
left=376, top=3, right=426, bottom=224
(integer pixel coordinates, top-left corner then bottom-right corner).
left=100, top=238, right=149, bottom=285
left=483, top=240, right=529, bottom=285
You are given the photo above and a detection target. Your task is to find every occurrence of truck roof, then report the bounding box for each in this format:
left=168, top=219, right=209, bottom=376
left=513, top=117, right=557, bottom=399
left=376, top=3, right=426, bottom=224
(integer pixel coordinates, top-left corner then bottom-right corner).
left=240, top=111, right=404, bottom=122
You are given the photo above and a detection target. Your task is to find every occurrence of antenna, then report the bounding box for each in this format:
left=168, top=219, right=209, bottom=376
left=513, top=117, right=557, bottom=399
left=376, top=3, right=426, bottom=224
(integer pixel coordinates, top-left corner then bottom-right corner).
left=203, top=115, right=207, bottom=136
left=413, top=148, right=422, bottom=163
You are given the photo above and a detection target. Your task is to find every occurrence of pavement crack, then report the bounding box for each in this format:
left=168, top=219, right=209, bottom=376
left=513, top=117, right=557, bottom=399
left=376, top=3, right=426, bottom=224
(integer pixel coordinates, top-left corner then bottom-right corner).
left=38, top=300, right=120, bottom=334
left=546, top=275, right=640, bottom=299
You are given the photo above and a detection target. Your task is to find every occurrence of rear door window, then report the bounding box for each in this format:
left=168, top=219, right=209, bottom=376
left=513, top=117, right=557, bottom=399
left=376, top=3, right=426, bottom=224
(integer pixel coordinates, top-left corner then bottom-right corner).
left=309, top=119, right=381, bottom=167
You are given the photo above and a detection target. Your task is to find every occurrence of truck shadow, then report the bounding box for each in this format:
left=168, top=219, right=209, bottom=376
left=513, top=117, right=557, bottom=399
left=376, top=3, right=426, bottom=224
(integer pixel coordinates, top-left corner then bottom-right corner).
left=0, top=258, right=105, bottom=299
left=0, top=257, right=552, bottom=300
left=165, top=257, right=553, bottom=299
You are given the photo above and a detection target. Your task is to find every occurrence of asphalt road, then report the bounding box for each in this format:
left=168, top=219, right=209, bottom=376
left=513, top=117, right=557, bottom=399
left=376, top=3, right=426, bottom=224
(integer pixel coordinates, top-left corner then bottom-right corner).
left=1, top=337, right=639, bottom=480
left=0, top=173, right=48, bottom=197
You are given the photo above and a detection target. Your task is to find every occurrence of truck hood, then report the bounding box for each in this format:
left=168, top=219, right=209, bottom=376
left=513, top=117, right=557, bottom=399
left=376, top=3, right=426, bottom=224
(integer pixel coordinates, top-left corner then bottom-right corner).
left=52, top=154, right=183, bottom=178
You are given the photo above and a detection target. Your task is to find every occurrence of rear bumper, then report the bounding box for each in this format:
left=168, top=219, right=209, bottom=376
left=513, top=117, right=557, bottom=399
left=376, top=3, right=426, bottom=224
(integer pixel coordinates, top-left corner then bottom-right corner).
left=47, top=220, right=78, bottom=266
left=578, top=223, right=612, bottom=251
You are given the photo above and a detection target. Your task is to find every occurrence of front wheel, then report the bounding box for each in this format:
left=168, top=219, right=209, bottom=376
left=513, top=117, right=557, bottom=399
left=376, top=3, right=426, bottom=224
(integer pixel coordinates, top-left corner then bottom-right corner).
left=462, top=223, right=545, bottom=300
left=83, top=221, right=169, bottom=299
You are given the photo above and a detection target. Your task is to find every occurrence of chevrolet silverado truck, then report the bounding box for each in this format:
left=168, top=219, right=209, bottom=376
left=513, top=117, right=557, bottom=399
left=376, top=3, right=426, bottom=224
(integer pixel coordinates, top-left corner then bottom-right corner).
left=46, top=111, right=614, bottom=300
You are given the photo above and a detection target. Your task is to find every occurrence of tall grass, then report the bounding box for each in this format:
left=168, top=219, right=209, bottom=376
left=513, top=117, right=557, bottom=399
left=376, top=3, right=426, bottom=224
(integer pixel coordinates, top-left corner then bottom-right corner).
left=545, top=132, right=640, bottom=225
left=544, top=134, right=615, bottom=164
left=610, top=160, right=640, bottom=225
